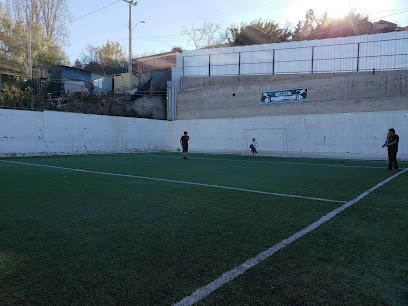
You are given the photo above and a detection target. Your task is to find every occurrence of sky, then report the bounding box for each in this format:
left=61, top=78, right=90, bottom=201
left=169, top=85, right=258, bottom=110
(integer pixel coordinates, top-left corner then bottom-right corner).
left=4, top=0, right=408, bottom=63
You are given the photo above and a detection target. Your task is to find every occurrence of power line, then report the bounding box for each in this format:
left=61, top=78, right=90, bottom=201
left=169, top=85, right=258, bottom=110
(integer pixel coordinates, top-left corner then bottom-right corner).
left=60, top=0, right=408, bottom=57
left=64, top=0, right=295, bottom=45
left=58, top=0, right=122, bottom=30
left=66, top=6, right=408, bottom=46
left=134, top=2, right=407, bottom=30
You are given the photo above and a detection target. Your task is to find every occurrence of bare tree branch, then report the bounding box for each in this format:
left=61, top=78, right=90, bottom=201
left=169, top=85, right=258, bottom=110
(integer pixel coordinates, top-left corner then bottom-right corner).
left=181, top=22, right=227, bottom=49
left=4, top=0, right=70, bottom=45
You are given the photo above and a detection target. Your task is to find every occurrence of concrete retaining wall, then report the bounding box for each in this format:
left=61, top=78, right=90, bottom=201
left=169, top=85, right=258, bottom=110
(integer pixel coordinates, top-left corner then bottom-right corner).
left=0, top=109, right=170, bottom=156
left=168, top=111, right=407, bottom=160
left=1, top=109, right=406, bottom=160
left=177, top=71, right=408, bottom=120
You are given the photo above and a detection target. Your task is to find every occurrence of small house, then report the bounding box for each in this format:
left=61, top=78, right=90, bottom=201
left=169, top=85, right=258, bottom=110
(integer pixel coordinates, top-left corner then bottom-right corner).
left=91, top=73, right=113, bottom=93
left=135, top=51, right=177, bottom=73
left=46, top=65, right=91, bottom=94
left=374, top=20, right=398, bottom=33
left=113, top=73, right=139, bottom=91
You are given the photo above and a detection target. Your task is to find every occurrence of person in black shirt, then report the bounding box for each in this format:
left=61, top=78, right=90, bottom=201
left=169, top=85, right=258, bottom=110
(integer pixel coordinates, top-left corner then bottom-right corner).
left=386, top=128, right=399, bottom=170
left=180, top=131, right=190, bottom=159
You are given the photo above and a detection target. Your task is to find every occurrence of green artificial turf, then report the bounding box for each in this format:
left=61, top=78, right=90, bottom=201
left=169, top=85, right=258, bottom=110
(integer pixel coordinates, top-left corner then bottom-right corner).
left=0, top=153, right=407, bottom=305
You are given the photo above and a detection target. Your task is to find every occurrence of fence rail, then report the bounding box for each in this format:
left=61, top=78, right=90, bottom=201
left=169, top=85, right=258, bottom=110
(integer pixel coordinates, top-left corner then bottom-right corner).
left=182, top=37, right=408, bottom=77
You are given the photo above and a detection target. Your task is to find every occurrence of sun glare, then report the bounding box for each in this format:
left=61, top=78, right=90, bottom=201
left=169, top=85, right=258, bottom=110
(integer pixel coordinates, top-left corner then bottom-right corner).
left=324, top=3, right=351, bottom=19
left=292, top=0, right=356, bottom=22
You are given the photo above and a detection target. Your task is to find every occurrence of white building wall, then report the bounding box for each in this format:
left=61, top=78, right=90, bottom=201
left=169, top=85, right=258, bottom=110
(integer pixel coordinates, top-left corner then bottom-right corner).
left=2, top=109, right=406, bottom=160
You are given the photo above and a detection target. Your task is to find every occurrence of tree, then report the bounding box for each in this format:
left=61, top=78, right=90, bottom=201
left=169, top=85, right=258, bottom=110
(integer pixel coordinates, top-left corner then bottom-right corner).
left=171, top=46, right=183, bottom=52
left=340, top=11, right=374, bottom=36
left=292, top=9, right=319, bottom=41
left=39, top=0, right=70, bottom=43
left=0, top=4, right=23, bottom=75
left=81, top=41, right=127, bottom=75
left=4, top=0, right=70, bottom=45
left=312, top=11, right=375, bottom=39
left=292, top=9, right=375, bottom=41
left=180, top=22, right=228, bottom=49
left=229, top=19, right=291, bottom=46
left=0, top=3, right=67, bottom=77
left=73, top=59, right=83, bottom=69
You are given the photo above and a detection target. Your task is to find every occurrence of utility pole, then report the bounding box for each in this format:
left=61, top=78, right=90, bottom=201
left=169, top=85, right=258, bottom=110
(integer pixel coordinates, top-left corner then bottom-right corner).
left=122, top=0, right=138, bottom=73
left=28, top=21, right=32, bottom=79
left=26, top=0, right=32, bottom=79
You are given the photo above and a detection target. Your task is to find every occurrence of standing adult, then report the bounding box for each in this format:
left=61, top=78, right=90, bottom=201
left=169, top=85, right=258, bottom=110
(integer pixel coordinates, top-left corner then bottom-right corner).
left=180, top=131, right=190, bottom=159
left=386, top=128, right=399, bottom=170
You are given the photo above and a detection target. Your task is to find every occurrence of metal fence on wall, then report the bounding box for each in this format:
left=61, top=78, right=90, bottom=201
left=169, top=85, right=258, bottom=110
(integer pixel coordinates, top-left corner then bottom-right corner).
left=181, top=32, right=408, bottom=77
left=164, top=32, right=408, bottom=120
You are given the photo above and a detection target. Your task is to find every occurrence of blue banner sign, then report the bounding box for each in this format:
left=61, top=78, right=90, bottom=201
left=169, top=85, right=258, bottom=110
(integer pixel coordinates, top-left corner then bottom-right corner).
left=261, top=89, right=308, bottom=104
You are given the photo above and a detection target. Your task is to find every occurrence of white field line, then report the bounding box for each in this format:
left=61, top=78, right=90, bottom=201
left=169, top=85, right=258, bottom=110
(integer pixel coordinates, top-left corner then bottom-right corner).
left=0, top=160, right=346, bottom=204
left=174, top=168, right=408, bottom=306
left=132, top=154, right=399, bottom=169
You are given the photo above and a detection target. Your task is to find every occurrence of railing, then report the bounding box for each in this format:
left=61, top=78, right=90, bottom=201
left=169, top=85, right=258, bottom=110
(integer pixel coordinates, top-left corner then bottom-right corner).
left=182, top=37, right=408, bottom=77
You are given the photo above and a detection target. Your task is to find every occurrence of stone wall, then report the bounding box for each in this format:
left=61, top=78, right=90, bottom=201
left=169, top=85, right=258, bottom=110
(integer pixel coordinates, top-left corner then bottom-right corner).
left=128, top=96, right=166, bottom=119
